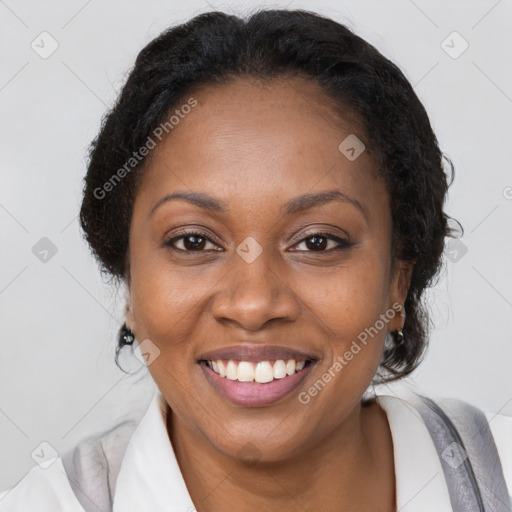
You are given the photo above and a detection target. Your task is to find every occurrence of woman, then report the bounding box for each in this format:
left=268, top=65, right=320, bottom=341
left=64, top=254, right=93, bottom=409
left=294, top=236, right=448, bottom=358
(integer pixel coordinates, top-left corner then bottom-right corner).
left=1, top=8, right=511, bottom=512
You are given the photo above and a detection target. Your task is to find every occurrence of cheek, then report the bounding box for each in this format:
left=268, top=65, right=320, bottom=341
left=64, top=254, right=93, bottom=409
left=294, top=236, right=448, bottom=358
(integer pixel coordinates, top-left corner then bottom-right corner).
left=291, top=261, right=391, bottom=417
left=297, top=254, right=391, bottom=364
left=129, top=261, right=208, bottom=405
left=131, top=262, right=208, bottom=342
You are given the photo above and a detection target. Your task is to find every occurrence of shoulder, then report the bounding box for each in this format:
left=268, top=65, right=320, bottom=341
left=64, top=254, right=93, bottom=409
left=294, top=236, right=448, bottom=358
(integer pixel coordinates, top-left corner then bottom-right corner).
left=377, top=391, right=512, bottom=501
left=376, top=389, right=512, bottom=447
left=0, top=458, right=86, bottom=511
left=484, top=408, right=512, bottom=484
left=426, top=394, right=512, bottom=466
left=0, top=416, right=141, bottom=512
left=432, top=394, right=512, bottom=504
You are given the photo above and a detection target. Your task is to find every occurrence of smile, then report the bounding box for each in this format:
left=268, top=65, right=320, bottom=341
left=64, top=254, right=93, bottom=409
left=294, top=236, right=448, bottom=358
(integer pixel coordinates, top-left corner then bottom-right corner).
left=204, top=358, right=308, bottom=382
left=199, top=358, right=316, bottom=407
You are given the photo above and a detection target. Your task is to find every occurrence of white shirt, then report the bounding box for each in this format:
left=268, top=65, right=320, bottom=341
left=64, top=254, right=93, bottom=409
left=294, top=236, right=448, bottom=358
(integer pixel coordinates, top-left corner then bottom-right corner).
left=1, top=390, right=511, bottom=511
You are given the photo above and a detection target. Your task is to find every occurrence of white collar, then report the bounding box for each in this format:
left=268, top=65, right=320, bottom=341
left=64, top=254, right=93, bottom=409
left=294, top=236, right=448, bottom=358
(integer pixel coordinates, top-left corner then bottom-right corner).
left=112, top=390, right=453, bottom=511
left=112, top=391, right=196, bottom=512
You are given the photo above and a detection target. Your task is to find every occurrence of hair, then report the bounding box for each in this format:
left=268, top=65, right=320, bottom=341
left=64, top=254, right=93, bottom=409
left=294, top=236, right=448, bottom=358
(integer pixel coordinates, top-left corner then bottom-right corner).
left=79, top=8, right=462, bottom=383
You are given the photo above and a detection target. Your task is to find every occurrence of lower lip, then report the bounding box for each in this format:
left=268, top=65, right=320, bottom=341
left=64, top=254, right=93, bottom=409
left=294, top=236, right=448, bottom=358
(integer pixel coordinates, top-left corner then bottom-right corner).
left=199, top=361, right=315, bottom=407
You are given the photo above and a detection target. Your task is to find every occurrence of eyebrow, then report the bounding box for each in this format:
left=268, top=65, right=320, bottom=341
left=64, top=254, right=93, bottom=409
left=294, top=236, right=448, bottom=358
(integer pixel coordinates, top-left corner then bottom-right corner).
left=149, top=189, right=368, bottom=219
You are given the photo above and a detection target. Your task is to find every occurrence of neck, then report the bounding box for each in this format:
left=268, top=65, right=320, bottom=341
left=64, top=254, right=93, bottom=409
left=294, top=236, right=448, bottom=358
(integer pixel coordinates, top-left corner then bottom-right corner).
left=166, top=398, right=395, bottom=511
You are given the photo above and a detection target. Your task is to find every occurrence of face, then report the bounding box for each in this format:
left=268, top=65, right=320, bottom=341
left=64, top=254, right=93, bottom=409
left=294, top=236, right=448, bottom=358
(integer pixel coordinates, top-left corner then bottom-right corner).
left=126, top=76, right=411, bottom=462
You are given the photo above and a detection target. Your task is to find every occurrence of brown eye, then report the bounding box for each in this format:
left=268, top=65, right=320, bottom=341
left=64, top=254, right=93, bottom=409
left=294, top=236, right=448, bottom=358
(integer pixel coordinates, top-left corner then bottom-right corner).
left=164, top=231, right=220, bottom=252
left=292, top=233, right=352, bottom=252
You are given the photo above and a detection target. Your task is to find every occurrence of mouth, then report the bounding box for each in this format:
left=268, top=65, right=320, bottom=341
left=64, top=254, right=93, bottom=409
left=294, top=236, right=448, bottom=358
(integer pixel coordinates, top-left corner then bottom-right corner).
left=197, top=344, right=319, bottom=407
left=200, top=357, right=314, bottom=381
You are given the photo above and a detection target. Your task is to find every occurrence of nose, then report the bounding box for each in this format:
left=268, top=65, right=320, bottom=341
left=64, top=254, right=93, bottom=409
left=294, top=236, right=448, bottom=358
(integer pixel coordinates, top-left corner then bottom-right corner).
left=210, top=250, right=300, bottom=332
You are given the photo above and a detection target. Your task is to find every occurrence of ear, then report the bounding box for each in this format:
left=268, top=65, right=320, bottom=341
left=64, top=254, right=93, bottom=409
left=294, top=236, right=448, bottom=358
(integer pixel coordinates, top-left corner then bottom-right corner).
left=388, top=259, right=414, bottom=331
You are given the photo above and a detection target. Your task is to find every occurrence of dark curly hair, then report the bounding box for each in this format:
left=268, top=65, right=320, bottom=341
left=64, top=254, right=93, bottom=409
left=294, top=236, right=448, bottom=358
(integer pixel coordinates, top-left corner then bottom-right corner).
left=79, top=9, right=461, bottom=382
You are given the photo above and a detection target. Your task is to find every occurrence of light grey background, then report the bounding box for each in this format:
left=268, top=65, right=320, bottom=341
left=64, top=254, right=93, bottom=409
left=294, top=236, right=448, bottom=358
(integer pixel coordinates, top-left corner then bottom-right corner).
left=1, top=0, right=511, bottom=492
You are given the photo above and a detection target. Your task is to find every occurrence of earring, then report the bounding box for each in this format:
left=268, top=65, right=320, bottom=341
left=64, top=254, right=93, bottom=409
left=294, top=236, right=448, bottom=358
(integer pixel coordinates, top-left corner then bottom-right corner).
left=119, top=323, right=135, bottom=346
left=394, top=328, right=404, bottom=346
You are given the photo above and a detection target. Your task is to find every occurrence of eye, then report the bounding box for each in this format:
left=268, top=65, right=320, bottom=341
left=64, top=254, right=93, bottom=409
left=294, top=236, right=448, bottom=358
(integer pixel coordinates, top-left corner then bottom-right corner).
left=164, top=230, right=352, bottom=253
left=164, top=230, right=221, bottom=252
left=291, top=232, right=352, bottom=252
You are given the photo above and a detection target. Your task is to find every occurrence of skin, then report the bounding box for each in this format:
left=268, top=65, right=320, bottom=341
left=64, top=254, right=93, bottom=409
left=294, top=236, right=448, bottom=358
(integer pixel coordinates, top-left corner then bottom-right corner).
left=126, top=76, right=413, bottom=511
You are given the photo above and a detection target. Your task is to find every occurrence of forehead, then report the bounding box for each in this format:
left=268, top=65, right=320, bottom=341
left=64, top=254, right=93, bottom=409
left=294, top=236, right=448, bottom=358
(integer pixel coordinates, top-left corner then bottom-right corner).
left=134, top=76, right=386, bottom=220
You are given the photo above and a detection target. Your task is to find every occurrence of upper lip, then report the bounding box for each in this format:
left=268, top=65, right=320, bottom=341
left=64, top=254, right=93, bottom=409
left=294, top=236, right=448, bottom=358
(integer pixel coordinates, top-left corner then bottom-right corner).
left=198, top=344, right=319, bottom=363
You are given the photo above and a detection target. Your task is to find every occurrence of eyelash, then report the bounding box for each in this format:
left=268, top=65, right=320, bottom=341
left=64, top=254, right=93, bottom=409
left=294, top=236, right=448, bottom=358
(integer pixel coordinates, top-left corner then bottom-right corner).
left=163, top=229, right=352, bottom=253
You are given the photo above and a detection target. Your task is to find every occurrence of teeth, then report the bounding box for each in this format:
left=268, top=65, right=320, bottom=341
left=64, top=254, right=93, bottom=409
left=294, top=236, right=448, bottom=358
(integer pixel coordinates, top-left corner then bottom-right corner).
left=273, top=360, right=287, bottom=379
left=226, top=360, right=238, bottom=380
left=217, top=360, right=226, bottom=377
left=237, top=361, right=254, bottom=382
left=205, top=358, right=310, bottom=383
left=255, top=361, right=274, bottom=383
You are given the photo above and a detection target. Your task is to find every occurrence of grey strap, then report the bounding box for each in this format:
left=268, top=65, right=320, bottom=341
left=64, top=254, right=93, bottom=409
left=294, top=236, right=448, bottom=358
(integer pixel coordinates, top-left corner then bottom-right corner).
left=409, top=393, right=511, bottom=512
left=61, top=419, right=138, bottom=512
